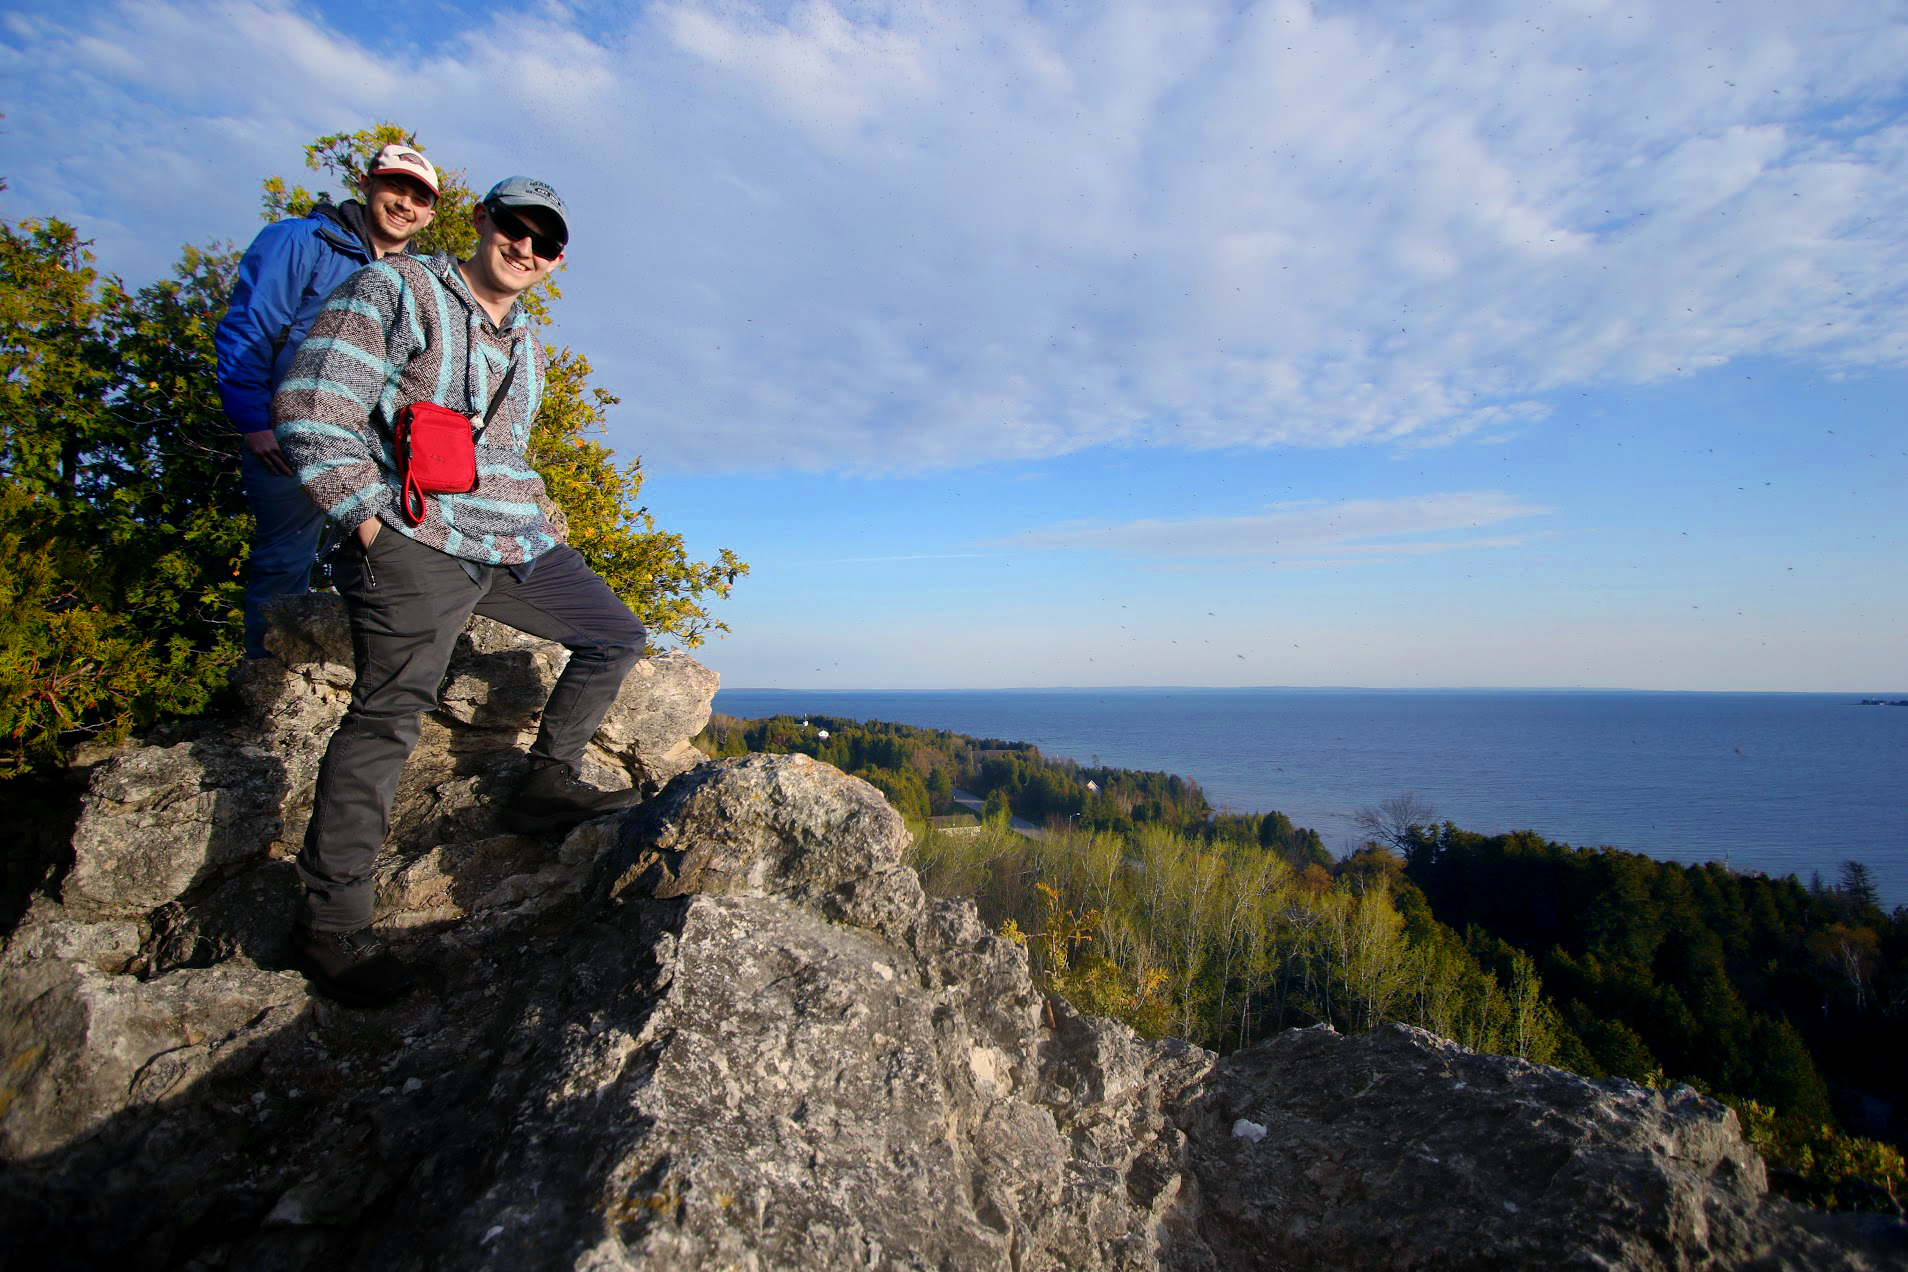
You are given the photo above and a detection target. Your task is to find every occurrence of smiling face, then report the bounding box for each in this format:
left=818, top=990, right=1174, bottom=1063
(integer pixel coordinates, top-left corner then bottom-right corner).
left=466, top=201, right=565, bottom=301
left=360, top=172, right=438, bottom=255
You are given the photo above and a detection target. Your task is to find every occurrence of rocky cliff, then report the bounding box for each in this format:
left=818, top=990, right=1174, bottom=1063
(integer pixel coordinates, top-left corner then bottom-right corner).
left=2, top=601, right=1901, bottom=1270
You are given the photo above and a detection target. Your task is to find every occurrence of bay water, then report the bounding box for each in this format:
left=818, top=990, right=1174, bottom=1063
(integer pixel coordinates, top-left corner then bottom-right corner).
left=712, top=688, right=1908, bottom=908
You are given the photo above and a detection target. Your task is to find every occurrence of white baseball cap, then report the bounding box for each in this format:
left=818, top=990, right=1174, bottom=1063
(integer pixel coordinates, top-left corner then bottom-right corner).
left=367, top=143, right=440, bottom=197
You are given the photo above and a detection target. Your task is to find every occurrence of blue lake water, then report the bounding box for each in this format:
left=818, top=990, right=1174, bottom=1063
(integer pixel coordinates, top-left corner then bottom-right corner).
left=712, top=688, right=1908, bottom=908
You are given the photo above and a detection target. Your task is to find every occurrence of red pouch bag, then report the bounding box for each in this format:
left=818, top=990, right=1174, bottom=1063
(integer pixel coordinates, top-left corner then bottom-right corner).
left=395, top=402, right=478, bottom=525
left=393, top=359, right=516, bottom=526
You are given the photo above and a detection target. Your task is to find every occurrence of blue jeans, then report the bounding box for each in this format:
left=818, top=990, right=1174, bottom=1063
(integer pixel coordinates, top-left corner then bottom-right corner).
left=239, top=444, right=328, bottom=658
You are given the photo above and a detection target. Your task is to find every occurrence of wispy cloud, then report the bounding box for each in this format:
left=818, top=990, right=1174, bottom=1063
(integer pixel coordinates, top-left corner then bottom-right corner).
left=822, top=551, right=999, bottom=564
left=993, top=491, right=1551, bottom=564
left=8, top=0, right=1907, bottom=473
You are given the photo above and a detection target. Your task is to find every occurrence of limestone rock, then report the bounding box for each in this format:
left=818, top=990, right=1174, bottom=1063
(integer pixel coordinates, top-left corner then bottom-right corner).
left=435, top=616, right=575, bottom=734
left=607, top=753, right=921, bottom=939
left=461, top=893, right=1050, bottom=1270
left=375, top=818, right=617, bottom=929
left=0, top=958, right=306, bottom=1159
left=63, top=735, right=290, bottom=917
left=1174, top=1022, right=1892, bottom=1270
left=258, top=591, right=355, bottom=680
left=56, top=596, right=718, bottom=932
left=5, top=719, right=1903, bottom=1271
left=355, top=755, right=1192, bottom=1271
left=1, top=747, right=1199, bottom=1271
left=141, top=861, right=303, bottom=976
left=432, top=617, right=717, bottom=795
left=0, top=895, right=141, bottom=975
left=589, top=651, right=721, bottom=791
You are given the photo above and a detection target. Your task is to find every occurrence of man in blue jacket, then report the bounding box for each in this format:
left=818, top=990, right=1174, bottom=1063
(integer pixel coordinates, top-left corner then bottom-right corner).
left=214, top=142, right=441, bottom=657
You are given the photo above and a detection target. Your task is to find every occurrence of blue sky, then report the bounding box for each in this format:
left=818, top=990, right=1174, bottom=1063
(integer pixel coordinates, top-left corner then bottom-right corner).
left=4, top=0, right=1904, bottom=690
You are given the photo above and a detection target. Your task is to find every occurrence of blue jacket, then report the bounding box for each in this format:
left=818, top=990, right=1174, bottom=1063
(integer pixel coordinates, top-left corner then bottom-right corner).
left=214, top=202, right=378, bottom=435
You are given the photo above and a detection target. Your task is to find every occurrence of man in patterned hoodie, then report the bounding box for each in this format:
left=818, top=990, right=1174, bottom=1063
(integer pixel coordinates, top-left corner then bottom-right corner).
left=273, top=177, right=647, bottom=1005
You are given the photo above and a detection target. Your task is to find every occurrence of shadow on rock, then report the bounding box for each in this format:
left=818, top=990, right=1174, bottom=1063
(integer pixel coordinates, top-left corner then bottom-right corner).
left=0, top=771, right=85, bottom=943
left=0, top=898, right=685, bottom=1272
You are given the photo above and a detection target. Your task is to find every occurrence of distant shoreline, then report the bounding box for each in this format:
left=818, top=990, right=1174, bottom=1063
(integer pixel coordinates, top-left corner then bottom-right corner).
left=719, top=685, right=1908, bottom=699
left=712, top=687, right=1908, bottom=910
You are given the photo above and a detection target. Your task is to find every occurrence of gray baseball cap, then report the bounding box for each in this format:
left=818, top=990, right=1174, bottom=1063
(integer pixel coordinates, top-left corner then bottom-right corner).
left=482, top=176, right=569, bottom=246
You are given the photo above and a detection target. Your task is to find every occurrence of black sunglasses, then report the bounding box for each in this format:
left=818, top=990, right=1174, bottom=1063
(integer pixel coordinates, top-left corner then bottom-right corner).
left=483, top=201, right=566, bottom=260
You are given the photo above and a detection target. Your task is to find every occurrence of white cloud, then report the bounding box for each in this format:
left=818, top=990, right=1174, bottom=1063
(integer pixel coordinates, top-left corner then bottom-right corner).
left=995, top=490, right=1551, bottom=565
left=7, top=0, right=1908, bottom=472
left=0, top=2, right=405, bottom=265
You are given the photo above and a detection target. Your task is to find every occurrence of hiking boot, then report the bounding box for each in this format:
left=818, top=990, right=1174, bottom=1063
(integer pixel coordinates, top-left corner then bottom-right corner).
left=292, top=925, right=419, bottom=1007
left=507, top=760, right=643, bottom=834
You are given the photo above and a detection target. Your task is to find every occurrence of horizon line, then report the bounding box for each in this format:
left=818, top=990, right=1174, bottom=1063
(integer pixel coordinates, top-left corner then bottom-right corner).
left=711, top=684, right=1908, bottom=697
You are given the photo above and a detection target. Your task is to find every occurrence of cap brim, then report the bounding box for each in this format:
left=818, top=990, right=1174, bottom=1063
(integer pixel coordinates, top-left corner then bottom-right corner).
left=370, top=167, right=440, bottom=196
left=488, top=197, right=569, bottom=245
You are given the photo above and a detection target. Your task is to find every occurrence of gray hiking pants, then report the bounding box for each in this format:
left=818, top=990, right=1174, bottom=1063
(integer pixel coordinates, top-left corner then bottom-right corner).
left=297, top=530, right=646, bottom=931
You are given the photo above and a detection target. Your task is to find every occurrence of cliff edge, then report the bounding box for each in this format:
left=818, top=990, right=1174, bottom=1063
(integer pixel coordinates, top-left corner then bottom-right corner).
left=1, top=600, right=1900, bottom=1270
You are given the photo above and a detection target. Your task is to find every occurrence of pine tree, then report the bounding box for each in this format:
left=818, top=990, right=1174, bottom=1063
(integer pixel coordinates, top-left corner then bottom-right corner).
left=0, top=219, right=247, bottom=771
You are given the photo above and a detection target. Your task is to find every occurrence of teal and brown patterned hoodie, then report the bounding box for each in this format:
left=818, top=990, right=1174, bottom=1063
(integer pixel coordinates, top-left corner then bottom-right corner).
left=271, top=251, right=560, bottom=566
